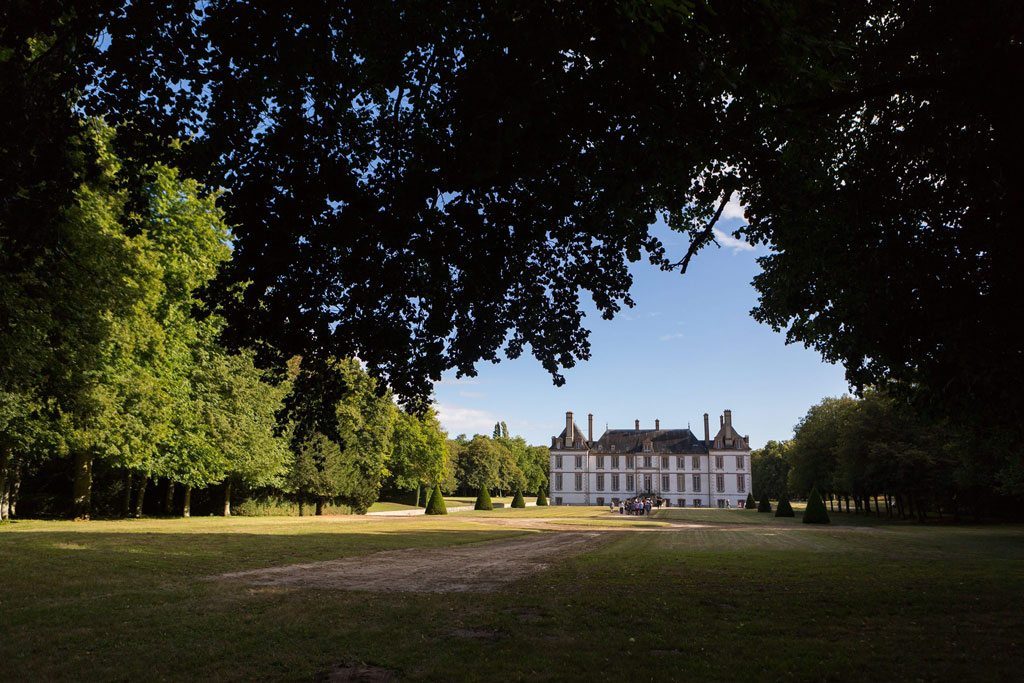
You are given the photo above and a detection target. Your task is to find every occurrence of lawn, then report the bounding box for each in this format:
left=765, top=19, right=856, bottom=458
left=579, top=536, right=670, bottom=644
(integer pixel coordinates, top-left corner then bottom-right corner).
left=2, top=509, right=1022, bottom=681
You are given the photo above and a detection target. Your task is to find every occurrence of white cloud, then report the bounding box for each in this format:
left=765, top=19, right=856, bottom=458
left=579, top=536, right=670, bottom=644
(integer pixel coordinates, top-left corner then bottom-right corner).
left=722, top=193, right=748, bottom=221
left=435, top=403, right=498, bottom=435
left=713, top=227, right=755, bottom=253
left=458, top=390, right=486, bottom=399
left=433, top=377, right=480, bottom=386
left=659, top=332, right=685, bottom=342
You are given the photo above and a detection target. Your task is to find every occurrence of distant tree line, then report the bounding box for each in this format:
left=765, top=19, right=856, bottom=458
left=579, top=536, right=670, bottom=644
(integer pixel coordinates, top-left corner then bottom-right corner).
left=752, top=391, right=1022, bottom=521
left=446, top=431, right=549, bottom=499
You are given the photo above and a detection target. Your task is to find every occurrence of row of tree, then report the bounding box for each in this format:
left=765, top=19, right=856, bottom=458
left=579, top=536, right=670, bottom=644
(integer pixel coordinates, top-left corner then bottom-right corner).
left=752, top=391, right=1022, bottom=521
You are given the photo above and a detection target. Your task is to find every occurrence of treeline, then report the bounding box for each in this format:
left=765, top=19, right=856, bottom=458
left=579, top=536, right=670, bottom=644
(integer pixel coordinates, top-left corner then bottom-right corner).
left=0, top=122, right=543, bottom=520
left=446, top=425, right=549, bottom=499
left=752, top=391, right=1023, bottom=521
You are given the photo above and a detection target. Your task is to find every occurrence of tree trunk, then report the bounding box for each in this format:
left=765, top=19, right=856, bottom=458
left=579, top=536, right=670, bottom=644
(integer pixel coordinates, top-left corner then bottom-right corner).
left=183, top=485, right=192, bottom=518
left=896, top=493, right=905, bottom=519
left=72, top=450, right=93, bottom=520
left=827, top=494, right=834, bottom=512
left=298, top=499, right=305, bottom=516
left=315, top=498, right=324, bottom=516
left=8, top=462, right=20, bottom=517
left=223, top=480, right=232, bottom=517
left=874, top=495, right=880, bottom=516
left=121, top=471, right=133, bottom=518
left=164, top=480, right=176, bottom=515
left=0, top=445, right=9, bottom=521
left=414, top=484, right=421, bottom=508
left=133, top=476, right=147, bottom=518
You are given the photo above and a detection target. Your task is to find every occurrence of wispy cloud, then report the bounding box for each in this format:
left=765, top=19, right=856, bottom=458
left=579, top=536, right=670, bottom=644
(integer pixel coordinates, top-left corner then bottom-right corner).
left=658, top=332, right=685, bottom=342
left=722, top=193, right=747, bottom=221
left=713, top=228, right=755, bottom=253
left=435, top=403, right=498, bottom=435
left=458, top=390, right=486, bottom=399
left=433, top=377, right=480, bottom=387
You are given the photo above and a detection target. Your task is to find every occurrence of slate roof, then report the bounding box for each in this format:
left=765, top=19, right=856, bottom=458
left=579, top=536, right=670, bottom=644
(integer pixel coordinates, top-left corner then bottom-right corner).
left=591, top=428, right=708, bottom=454
left=711, top=421, right=749, bottom=450
left=556, top=423, right=590, bottom=448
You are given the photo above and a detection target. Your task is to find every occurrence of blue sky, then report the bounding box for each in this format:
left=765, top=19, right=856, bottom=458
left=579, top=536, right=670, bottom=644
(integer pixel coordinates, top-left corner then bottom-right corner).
left=433, top=206, right=850, bottom=449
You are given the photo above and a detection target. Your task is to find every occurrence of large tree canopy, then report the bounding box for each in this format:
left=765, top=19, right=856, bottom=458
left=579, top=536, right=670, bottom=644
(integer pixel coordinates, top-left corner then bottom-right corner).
left=5, top=1, right=1021, bottom=438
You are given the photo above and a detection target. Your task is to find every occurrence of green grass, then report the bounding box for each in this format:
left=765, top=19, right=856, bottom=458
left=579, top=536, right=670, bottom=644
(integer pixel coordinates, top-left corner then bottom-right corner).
left=2, top=511, right=1022, bottom=680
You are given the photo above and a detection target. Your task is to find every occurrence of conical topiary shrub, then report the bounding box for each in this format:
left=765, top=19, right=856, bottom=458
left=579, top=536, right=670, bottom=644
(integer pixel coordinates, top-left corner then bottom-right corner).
left=536, top=489, right=548, bottom=506
left=425, top=484, right=447, bottom=515
left=745, top=492, right=756, bottom=509
left=802, top=486, right=830, bottom=524
left=775, top=495, right=795, bottom=517
left=757, top=493, right=772, bottom=513
left=474, top=487, right=493, bottom=511
left=511, top=489, right=526, bottom=508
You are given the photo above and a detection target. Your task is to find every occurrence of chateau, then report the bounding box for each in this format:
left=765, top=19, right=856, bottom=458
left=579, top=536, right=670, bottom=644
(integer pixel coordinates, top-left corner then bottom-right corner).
left=549, top=410, right=753, bottom=508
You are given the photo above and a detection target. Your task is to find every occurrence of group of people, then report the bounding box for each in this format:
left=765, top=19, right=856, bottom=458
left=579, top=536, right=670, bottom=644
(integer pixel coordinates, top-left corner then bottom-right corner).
left=616, top=497, right=662, bottom=516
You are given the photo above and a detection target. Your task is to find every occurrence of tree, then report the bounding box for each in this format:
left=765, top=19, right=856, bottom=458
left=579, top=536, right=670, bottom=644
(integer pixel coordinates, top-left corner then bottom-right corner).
left=752, top=440, right=791, bottom=501
left=775, top=496, right=794, bottom=518
left=425, top=484, right=447, bottom=515
left=492, top=423, right=502, bottom=439
left=474, top=487, right=493, bottom=511
left=757, top=494, right=771, bottom=513
left=787, top=397, right=859, bottom=500
left=390, top=408, right=449, bottom=506
left=744, top=492, right=756, bottom=510
left=456, top=436, right=502, bottom=494
left=536, top=489, right=548, bottom=506
left=802, top=487, right=830, bottom=524
left=511, top=489, right=526, bottom=509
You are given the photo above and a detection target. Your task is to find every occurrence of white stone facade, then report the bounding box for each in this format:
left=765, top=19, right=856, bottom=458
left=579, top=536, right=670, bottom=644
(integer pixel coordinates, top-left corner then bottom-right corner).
left=549, top=410, right=753, bottom=508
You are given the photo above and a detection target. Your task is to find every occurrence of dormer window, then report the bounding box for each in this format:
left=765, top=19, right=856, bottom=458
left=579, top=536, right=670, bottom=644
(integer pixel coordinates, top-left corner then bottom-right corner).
left=643, top=442, right=653, bottom=453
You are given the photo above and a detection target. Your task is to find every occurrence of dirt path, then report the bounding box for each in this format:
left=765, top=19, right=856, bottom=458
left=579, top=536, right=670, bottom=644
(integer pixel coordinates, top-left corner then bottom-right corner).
left=216, top=531, right=606, bottom=594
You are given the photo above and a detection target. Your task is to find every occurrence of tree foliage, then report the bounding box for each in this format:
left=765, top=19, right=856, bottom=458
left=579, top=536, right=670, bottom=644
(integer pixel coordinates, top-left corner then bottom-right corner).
left=474, top=487, right=493, bottom=511
left=751, top=440, right=790, bottom=501
left=425, top=484, right=447, bottom=515
left=802, top=487, right=830, bottom=524
left=775, top=496, right=794, bottom=518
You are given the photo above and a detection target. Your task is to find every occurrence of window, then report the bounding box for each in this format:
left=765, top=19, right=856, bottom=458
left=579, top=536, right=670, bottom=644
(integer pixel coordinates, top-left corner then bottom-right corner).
left=596, top=455, right=604, bottom=469
left=612, top=455, right=620, bottom=469
left=677, top=499, right=686, bottom=507
left=643, top=456, right=652, bottom=468
left=691, top=455, right=700, bottom=470
left=574, top=473, right=583, bottom=491
left=626, top=455, right=635, bottom=468
left=596, top=497, right=605, bottom=506
left=555, top=497, right=563, bottom=505
left=736, top=455, right=745, bottom=470
left=717, top=499, right=726, bottom=508
left=612, top=474, right=620, bottom=491
left=692, top=474, right=701, bottom=492
left=596, top=474, right=605, bottom=491
left=693, top=499, right=702, bottom=507
left=716, top=473, right=725, bottom=493
left=555, top=473, right=563, bottom=491
left=661, top=456, right=669, bottom=469
left=555, top=455, right=563, bottom=469
left=626, top=474, right=634, bottom=490
left=643, top=442, right=653, bottom=452
left=643, top=474, right=652, bottom=492
left=677, top=474, right=685, bottom=492
left=611, top=444, right=617, bottom=452
left=661, top=474, right=670, bottom=491
left=575, top=455, right=583, bottom=469
left=737, top=474, right=746, bottom=493
left=676, top=456, right=684, bottom=469
left=715, top=455, right=724, bottom=469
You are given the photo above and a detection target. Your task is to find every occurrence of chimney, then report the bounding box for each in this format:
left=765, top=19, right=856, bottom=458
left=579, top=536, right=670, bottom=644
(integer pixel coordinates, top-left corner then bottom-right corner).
left=655, top=418, right=660, bottom=431
left=724, top=409, right=733, bottom=429
left=634, top=419, right=640, bottom=432
left=566, top=411, right=574, bottom=447
left=703, top=413, right=710, bottom=445
left=720, top=415, right=724, bottom=428
left=744, top=435, right=750, bottom=447
left=551, top=436, right=557, bottom=448
left=588, top=413, right=594, bottom=442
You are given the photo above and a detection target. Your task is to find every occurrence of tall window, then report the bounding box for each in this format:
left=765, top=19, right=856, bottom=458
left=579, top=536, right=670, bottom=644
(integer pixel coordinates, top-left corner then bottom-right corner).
left=574, top=473, right=583, bottom=491
left=661, top=456, right=669, bottom=469
left=612, top=474, right=620, bottom=491
left=612, top=455, right=620, bottom=469
left=643, top=456, right=652, bottom=468
left=626, top=455, right=635, bottom=468
left=715, top=455, right=724, bottom=469
left=692, top=474, right=701, bottom=492
left=596, top=455, right=605, bottom=469
left=676, top=456, right=684, bottom=469
left=716, top=473, right=725, bottom=492
left=677, top=474, right=685, bottom=492
left=575, top=455, right=583, bottom=469
left=555, top=455, right=563, bottom=469
left=736, top=455, right=745, bottom=470
left=596, top=474, right=605, bottom=491
left=626, top=474, right=634, bottom=491
left=661, top=474, right=670, bottom=491
left=643, top=474, right=652, bottom=492
left=555, top=473, right=563, bottom=491
left=691, top=455, right=700, bottom=470
left=737, top=474, right=746, bottom=493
